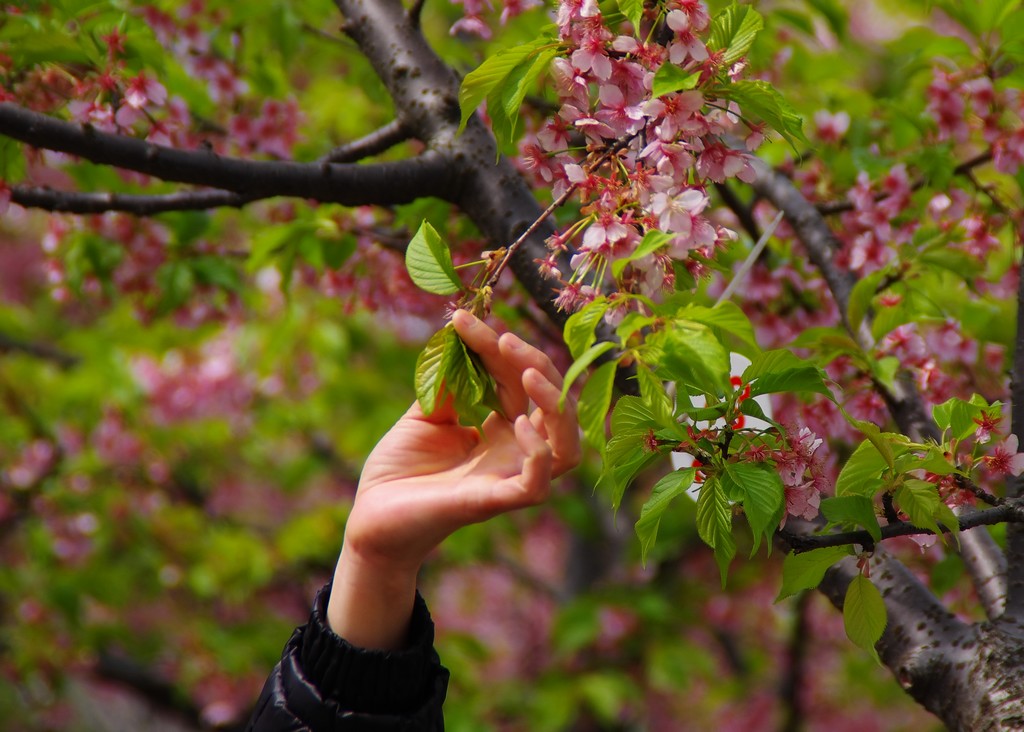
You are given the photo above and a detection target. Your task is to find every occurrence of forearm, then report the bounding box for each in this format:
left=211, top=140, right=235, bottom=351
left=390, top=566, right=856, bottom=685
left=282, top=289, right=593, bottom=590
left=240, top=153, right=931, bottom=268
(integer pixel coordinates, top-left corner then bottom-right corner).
left=327, top=544, right=419, bottom=650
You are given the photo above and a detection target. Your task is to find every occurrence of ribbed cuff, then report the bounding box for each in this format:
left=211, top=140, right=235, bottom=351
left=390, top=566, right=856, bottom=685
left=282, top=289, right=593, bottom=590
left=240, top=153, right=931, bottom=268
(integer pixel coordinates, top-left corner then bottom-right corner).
left=298, top=583, right=437, bottom=716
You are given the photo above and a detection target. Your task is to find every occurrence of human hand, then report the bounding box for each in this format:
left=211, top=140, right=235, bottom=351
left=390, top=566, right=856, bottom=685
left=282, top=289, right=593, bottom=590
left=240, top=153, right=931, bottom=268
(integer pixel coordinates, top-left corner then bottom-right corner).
left=327, top=310, right=580, bottom=648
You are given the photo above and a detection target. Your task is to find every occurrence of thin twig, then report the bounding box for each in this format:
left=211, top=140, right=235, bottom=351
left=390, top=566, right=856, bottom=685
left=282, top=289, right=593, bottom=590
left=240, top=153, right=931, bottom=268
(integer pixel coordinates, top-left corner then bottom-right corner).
left=483, top=136, right=634, bottom=290
left=817, top=150, right=994, bottom=216
left=319, top=119, right=411, bottom=164
left=716, top=210, right=784, bottom=304
left=779, top=498, right=1024, bottom=554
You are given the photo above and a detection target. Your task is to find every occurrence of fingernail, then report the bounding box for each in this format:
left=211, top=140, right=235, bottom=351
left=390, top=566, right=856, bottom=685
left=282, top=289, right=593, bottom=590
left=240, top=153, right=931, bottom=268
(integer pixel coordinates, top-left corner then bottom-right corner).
left=505, top=334, right=525, bottom=350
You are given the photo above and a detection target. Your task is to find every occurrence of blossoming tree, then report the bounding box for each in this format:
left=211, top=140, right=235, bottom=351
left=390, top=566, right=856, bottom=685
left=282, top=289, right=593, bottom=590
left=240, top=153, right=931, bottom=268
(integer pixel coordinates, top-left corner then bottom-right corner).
left=2, top=0, right=1024, bottom=730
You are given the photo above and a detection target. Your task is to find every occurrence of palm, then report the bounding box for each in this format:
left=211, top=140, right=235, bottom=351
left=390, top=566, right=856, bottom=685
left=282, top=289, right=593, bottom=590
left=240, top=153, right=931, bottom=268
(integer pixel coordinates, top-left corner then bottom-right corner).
left=342, top=312, right=580, bottom=571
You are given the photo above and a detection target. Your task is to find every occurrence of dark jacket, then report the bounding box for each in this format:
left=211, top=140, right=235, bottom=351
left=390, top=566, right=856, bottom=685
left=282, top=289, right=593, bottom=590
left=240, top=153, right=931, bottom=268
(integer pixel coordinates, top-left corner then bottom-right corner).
left=246, top=585, right=450, bottom=731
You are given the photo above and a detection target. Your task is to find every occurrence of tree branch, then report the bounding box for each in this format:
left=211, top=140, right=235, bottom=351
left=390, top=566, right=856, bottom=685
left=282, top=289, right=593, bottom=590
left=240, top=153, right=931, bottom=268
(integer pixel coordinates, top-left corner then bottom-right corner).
left=10, top=185, right=257, bottom=215
left=1005, top=243, right=1024, bottom=621
left=780, top=499, right=1024, bottom=554
left=335, top=0, right=573, bottom=327
left=0, top=331, right=79, bottom=368
left=816, top=550, right=975, bottom=725
left=778, top=591, right=811, bottom=732
left=0, top=102, right=455, bottom=206
left=321, top=119, right=412, bottom=163
left=816, top=150, right=994, bottom=216
left=751, top=160, right=1013, bottom=632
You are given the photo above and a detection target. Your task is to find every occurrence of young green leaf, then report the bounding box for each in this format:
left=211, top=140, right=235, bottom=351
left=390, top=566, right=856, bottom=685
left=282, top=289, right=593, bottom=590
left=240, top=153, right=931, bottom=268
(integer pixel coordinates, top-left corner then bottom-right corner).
left=560, top=340, right=617, bottom=408
left=458, top=37, right=554, bottom=135
left=405, top=221, right=462, bottom=295
left=894, top=479, right=945, bottom=538
left=742, top=349, right=833, bottom=400
left=723, top=80, right=808, bottom=150
left=578, top=360, right=617, bottom=450
left=599, top=431, right=662, bottom=510
left=651, top=63, right=702, bottom=98
left=932, top=395, right=988, bottom=441
left=695, top=477, right=737, bottom=586
left=676, top=302, right=760, bottom=359
left=635, top=468, right=698, bottom=563
left=415, top=325, right=455, bottom=416
left=656, top=320, right=730, bottom=393
left=611, top=229, right=673, bottom=279
left=777, top=546, right=850, bottom=601
left=709, top=3, right=764, bottom=66
left=563, top=297, right=611, bottom=359
left=490, top=46, right=560, bottom=148
left=721, top=462, right=784, bottom=555
left=835, top=439, right=889, bottom=498
left=843, top=575, right=887, bottom=659
left=615, top=0, right=644, bottom=30
left=820, top=496, right=882, bottom=541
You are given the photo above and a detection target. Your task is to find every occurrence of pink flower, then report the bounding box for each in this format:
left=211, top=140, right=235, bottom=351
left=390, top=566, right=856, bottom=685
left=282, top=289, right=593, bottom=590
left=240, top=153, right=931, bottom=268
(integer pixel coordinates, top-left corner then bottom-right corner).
left=983, top=434, right=1024, bottom=476
left=650, top=188, right=707, bottom=233
left=124, top=72, right=167, bottom=109
left=814, top=110, right=850, bottom=143
left=783, top=482, right=821, bottom=523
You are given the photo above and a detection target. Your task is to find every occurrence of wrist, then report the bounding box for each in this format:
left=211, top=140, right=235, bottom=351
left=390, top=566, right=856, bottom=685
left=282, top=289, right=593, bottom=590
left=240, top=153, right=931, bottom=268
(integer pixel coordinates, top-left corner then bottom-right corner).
left=326, top=543, right=420, bottom=651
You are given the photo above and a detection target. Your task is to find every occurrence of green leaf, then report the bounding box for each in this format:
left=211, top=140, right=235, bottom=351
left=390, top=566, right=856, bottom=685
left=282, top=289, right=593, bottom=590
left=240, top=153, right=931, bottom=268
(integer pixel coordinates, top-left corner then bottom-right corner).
left=894, top=479, right=944, bottom=538
left=563, top=297, right=611, bottom=359
left=490, top=46, right=560, bottom=148
left=843, top=414, right=897, bottom=468
left=458, top=37, right=555, bottom=135
left=446, top=331, right=492, bottom=427
left=843, top=575, right=887, bottom=657
left=709, top=3, right=765, bottom=66
left=721, top=462, right=784, bottom=555
left=635, top=468, right=697, bottom=563
left=847, top=270, right=885, bottom=333
left=0, top=136, right=27, bottom=183
left=415, top=325, right=454, bottom=415
left=696, top=478, right=735, bottom=584
left=835, top=439, right=889, bottom=498
left=777, top=546, right=850, bottom=601
left=723, top=80, right=808, bottom=150
left=615, top=0, right=644, bottom=30
left=405, top=221, right=462, bottom=295
left=561, top=341, right=617, bottom=408
left=579, top=360, right=616, bottom=450
left=651, top=63, right=702, bottom=98
left=932, top=395, right=987, bottom=441
left=676, top=302, right=760, bottom=359
left=611, top=229, right=673, bottom=279
left=656, top=320, right=730, bottom=393
left=742, top=350, right=833, bottom=400
left=820, top=496, right=882, bottom=542
left=599, top=431, right=661, bottom=510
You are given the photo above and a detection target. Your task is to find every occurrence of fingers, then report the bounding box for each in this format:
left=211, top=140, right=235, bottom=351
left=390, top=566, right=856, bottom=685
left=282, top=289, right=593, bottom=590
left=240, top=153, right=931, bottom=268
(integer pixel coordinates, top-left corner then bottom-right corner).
left=490, top=414, right=553, bottom=511
left=452, top=310, right=529, bottom=417
left=523, top=367, right=582, bottom=477
left=450, top=310, right=580, bottom=477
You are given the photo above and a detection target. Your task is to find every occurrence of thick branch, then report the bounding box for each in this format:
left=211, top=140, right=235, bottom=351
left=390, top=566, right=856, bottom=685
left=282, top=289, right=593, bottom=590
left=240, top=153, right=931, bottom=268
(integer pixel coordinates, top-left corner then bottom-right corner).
left=0, top=102, right=455, bottom=206
left=335, top=0, right=572, bottom=327
left=816, top=551, right=976, bottom=727
left=751, top=161, right=1009, bottom=615
left=781, top=500, right=1024, bottom=554
left=321, top=119, right=411, bottom=163
left=1006, top=246, right=1024, bottom=620
left=0, top=331, right=78, bottom=368
left=10, top=185, right=256, bottom=214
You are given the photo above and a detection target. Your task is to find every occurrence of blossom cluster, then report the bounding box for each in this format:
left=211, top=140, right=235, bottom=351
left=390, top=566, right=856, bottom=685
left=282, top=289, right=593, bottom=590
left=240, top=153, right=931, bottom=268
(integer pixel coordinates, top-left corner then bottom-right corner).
left=513, top=0, right=760, bottom=314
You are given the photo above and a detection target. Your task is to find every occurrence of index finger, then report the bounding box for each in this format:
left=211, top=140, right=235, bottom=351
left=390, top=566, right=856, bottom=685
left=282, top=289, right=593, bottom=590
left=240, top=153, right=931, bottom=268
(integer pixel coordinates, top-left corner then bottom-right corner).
left=451, top=311, right=571, bottom=416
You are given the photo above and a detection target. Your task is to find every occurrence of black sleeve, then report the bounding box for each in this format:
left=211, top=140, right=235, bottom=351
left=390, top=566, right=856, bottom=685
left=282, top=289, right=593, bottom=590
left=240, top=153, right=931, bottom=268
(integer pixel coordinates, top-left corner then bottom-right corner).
left=246, top=584, right=449, bottom=732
